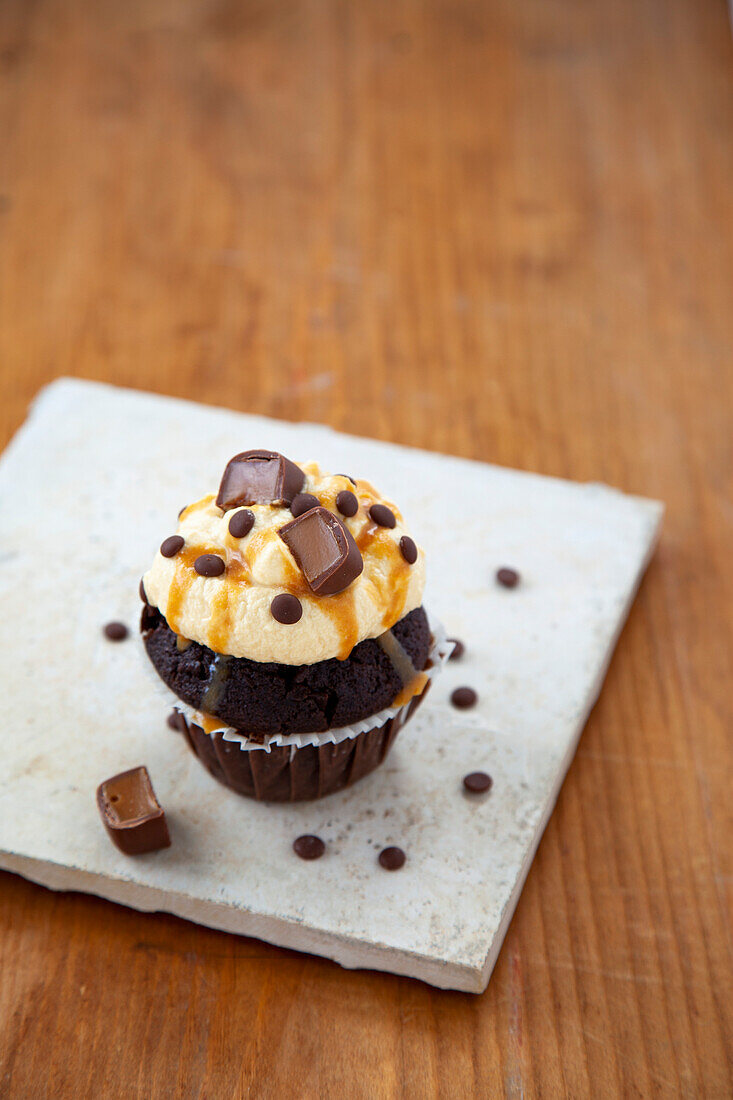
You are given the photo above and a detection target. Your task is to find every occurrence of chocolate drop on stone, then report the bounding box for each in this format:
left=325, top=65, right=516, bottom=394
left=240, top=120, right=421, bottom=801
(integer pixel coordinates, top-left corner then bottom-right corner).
left=279, top=506, right=363, bottom=596
left=103, top=622, right=128, bottom=641
left=378, top=846, right=406, bottom=871
left=290, top=492, right=320, bottom=517
left=216, top=449, right=305, bottom=510
left=369, top=503, right=395, bottom=528
left=228, top=509, right=254, bottom=538
left=336, top=489, right=358, bottom=517
left=451, top=686, right=478, bottom=709
left=293, top=835, right=325, bottom=860
left=463, top=771, right=493, bottom=794
left=160, top=535, right=184, bottom=558
left=194, top=554, right=226, bottom=577
left=271, top=593, right=303, bottom=624
left=97, top=766, right=171, bottom=855
left=496, top=567, right=520, bottom=588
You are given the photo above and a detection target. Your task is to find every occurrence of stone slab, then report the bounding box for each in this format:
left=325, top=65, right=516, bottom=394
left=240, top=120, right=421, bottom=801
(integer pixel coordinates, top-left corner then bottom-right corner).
left=0, top=379, right=663, bottom=992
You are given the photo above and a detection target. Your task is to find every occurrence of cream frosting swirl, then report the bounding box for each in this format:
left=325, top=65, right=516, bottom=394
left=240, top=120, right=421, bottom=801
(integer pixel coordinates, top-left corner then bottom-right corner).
left=143, top=462, right=425, bottom=664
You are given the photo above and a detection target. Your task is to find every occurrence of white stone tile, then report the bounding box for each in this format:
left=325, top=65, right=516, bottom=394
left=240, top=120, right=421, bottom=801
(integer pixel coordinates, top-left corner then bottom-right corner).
left=0, top=379, right=662, bottom=992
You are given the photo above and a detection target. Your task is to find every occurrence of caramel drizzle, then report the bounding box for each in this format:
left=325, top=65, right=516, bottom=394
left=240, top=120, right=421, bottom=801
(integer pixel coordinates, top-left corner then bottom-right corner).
left=354, top=517, right=412, bottom=632
left=378, top=629, right=429, bottom=707
left=164, top=546, right=201, bottom=636
left=200, top=655, right=232, bottom=721
left=198, top=710, right=228, bottom=736
left=393, top=671, right=429, bottom=707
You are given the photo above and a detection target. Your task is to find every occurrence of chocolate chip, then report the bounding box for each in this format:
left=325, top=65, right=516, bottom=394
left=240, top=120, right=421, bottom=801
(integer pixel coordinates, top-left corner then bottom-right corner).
left=216, top=450, right=305, bottom=510
left=279, top=507, right=363, bottom=595
left=290, top=492, right=319, bottom=517
left=448, top=638, right=465, bottom=660
left=463, top=771, right=493, bottom=794
left=271, top=593, right=303, bottom=624
left=228, top=509, right=254, bottom=538
left=399, top=535, right=417, bottom=564
left=451, top=686, right=477, bottom=709
left=139, top=578, right=147, bottom=603
left=103, top=621, right=128, bottom=641
left=167, top=710, right=184, bottom=732
left=496, top=567, right=520, bottom=588
left=178, top=505, right=187, bottom=519
left=160, top=535, right=184, bottom=558
left=194, top=554, right=226, bottom=577
left=338, top=474, right=356, bottom=486
left=369, top=503, right=396, bottom=528
left=378, top=846, right=406, bottom=871
left=336, top=489, right=358, bottom=517
left=293, top=835, right=325, bottom=860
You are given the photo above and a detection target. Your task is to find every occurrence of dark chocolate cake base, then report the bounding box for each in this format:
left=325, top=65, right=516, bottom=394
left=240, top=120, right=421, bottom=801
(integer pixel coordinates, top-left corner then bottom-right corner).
left=178, top=687, right=429, bottom=802
left=141, top=604, right=430, bottom=735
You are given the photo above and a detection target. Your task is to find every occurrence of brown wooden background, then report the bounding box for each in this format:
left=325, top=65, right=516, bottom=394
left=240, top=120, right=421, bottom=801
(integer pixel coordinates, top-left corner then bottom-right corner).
left=1, top=1, right=732, bottom=1096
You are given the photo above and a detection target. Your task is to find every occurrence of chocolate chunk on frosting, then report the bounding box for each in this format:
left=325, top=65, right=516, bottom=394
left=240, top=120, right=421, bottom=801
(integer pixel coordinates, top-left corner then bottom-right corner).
left=216, top=449, right=305, bottom=511
left=279, top=506, right=363, bottom=596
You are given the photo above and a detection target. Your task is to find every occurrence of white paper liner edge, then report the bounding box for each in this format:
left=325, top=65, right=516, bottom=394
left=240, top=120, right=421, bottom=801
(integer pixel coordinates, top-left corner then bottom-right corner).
left=179, top=613, right=451, bottom=754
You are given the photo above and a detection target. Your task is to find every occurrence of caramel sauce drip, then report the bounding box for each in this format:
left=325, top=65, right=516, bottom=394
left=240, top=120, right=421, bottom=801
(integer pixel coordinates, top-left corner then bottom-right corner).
left=201, top=654, right=231, bottom=714
left=393, top=671, right=429, bottom=708
left=179, top=494, right=218, bottom=523
left=378, top=628, right=429, bottom=707
left=207, top=583, right=234, bottom=654
left=323, top=586, right=361, bottom=660
left=164, top=545, right=201, bottom=635
left=355, top=518, right=412, bottom=633
left=199, top=711, right=227, bottom=736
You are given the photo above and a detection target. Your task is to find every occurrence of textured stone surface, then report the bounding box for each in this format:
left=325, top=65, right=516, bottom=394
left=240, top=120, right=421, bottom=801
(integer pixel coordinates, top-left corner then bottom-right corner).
left=0, top=379, right=662, bottom=991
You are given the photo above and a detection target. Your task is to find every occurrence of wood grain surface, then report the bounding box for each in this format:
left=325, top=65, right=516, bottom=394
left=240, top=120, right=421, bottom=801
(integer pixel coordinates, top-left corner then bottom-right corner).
left=1, top=0, right=732, bottom=1096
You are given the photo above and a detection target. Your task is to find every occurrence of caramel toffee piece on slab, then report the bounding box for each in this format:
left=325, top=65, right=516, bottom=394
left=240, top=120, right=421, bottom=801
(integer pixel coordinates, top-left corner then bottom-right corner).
left=279, top=506, right=364, bottom=595
left=96, top=766, right=170, bottom=855
left=216, top=449, right=305, bottom=510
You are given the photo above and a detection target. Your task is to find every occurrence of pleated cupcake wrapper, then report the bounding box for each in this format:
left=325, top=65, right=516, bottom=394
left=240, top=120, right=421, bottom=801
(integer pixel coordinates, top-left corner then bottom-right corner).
left=180, top=613, right=450, bottom=755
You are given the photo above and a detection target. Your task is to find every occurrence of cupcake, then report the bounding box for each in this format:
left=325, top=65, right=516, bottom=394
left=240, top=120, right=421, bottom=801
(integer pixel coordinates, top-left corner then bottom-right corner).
left=140, top=449, right=445, bottom=801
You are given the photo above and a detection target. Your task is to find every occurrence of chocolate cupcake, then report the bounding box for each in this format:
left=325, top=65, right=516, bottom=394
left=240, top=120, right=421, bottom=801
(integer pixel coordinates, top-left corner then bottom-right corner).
left=141, top=450, right=446, bottom=801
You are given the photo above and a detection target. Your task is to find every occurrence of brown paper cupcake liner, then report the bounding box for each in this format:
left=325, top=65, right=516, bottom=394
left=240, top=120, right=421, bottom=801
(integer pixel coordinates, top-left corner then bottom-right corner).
left=178, top=686, right=429, bottom=802
left=171, top=618, right=449, bottom=802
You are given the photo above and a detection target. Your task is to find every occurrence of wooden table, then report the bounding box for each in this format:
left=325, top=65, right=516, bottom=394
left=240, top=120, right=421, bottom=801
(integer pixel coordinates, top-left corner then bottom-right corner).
left=1, top=1, right=731, bottom=1095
